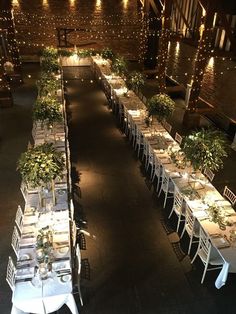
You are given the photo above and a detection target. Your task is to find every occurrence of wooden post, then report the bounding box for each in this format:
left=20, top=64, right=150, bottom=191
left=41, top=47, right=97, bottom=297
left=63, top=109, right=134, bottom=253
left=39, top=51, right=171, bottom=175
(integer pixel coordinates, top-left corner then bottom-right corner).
left=187, top=3, right=215, bottom=112
left=156, top=0, right=172, bottom=93
left=0, top=0, right=21, bottom=75
left=182, top=1, right=215, bottom=128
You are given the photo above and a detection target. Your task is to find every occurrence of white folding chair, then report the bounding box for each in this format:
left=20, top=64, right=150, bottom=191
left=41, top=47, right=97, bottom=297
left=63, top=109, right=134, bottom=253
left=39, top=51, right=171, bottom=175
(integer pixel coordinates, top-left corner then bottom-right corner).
left=203, top=168, right=215, bottom=182
left=11, top=226, right=20, bottom=258
left=223, top=186, right=236, bottom=206
left=75, top=244, right=83, bottom=306
left=20, top=182, right=39, bottom=207
left=15, top=205, right=23, bottom=232
left=6, top=256, right=16, bottom=291
left=181, top=205, right=200, bottom=255
left=162, top=121, right=172, bottom=133
left=174, top=132, right=182, bottom=145
left=168, top=188, right=185, bottom=233
left=158, top=168, right=175, bottom=207
left=191, top=226, right=224, bottom=284
left=151, top=155, right=162, bottom=191
left=134, top=128, right=143, bottom=157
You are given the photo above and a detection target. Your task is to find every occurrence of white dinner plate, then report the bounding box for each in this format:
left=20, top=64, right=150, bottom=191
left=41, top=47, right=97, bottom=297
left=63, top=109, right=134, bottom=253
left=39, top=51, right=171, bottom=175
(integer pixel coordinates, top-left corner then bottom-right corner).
left=19, top=253, right=31, bottom=261
left=60, top=274, right=71, bottom=283
left=58, top=246, right=69, bottom=255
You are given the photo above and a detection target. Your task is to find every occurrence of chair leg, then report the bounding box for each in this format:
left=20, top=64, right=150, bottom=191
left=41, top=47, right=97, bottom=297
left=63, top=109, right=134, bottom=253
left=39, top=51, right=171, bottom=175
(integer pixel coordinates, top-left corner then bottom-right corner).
left=163, top=192, right=168, bottom=208
left=168, top=206, right=174, bottom=219
left=180, top=225, right=186, bottom=239
left=201, top=263, right=208, bottom=284
left=176, top=216, right=182, bottom=233
left=191, top=242, right=200, bottom=264
left=78, top=285, right=83, bottom=306
left=188, top=233, right=194, bottom=255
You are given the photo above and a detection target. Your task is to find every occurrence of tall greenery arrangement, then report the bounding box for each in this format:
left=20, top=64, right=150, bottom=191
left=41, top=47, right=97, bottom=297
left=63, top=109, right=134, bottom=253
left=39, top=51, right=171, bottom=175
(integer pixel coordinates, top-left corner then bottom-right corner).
left=17, top=143, right=65, bottom=204
left=146, top=93, right=175, bottom=122
left=128, top=71, right=145, bottom=91
left=111, top=56, right=127, bottom=76
left=181, top=128, right=228, bottom=172
left=33, top=97, right=62, bottom=127
left=101, top=47, right=115, bottom=60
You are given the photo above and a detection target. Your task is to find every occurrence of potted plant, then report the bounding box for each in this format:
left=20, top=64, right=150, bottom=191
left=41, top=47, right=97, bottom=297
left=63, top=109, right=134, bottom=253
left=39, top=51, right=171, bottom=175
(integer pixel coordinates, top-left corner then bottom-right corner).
left=33, top=97, right=63, bottom=129
left=101, top=47, right=115, bottom=61
left=128, top=71, right=145, bottom=91
left=181, top=128, right=228, bottom=172
left=17, top=143, right=65, bottom=205
left=111, top=56, right=127, bottom=77
left=146, top=93, right=175, bottom=122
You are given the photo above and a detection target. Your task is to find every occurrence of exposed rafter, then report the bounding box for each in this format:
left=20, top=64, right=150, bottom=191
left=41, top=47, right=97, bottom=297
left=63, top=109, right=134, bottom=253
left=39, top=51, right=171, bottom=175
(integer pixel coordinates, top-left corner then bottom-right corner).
left=173, top=0, right=193, bottom=37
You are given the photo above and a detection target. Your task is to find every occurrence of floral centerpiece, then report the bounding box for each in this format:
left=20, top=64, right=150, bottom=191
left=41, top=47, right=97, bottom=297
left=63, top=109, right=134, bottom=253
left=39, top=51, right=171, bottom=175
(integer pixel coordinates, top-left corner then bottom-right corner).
left=33, top=97, right=63, bottom=128
left=181, top=128, right=228, bottom=172
left=17, top=143, right=65, bottom=205
left=36, top=227, right=53, bottom=278
left=146, top=93, right=175, bottom=122
left=128, top=71, right=145, bottom=91
left=111, top=56, right=127, bottom=77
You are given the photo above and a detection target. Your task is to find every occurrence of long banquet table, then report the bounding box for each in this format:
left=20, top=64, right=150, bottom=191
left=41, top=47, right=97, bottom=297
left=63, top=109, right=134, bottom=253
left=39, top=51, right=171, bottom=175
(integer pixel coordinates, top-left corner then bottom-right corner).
left=91, top=55, right=236, bottom=289
left=11, top=84, right=78, bottom=314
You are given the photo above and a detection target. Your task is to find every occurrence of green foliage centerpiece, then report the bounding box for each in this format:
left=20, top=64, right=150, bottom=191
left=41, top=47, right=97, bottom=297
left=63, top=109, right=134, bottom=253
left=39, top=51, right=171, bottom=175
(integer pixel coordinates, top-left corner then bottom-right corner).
left=146, top=93, right=175, bottom=122
left=101, top=47, right=115, bottom=60
left=181, top=128, right=228, bottom=172
left=33, top=97, right=63, bottom=129
left=128, top=71, right=145, bottom=91
left=111, top=56, right=127, bottom=77
left=17, top=143, right=65, bottom=205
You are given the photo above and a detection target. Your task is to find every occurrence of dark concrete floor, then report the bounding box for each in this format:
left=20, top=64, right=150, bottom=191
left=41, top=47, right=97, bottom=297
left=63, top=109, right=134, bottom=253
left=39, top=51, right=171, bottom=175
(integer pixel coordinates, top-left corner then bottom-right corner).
left=64, top=66, right=236, bottom=314
left=1, top=64, right=236, bottom=314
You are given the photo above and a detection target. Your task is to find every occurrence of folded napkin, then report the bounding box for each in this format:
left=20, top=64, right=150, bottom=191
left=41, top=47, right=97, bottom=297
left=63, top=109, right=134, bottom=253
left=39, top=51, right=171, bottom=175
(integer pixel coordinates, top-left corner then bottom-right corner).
left=16, top=266, right=35, bottom=280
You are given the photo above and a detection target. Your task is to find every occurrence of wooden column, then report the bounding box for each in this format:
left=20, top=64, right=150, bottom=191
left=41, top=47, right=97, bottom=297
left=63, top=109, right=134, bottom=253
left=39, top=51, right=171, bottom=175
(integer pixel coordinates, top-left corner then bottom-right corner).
left=187, top=3, right=215, bottom=111
left=156, top=0, right=172, bottom=92
left=0, top=0, right=21, bottom=73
